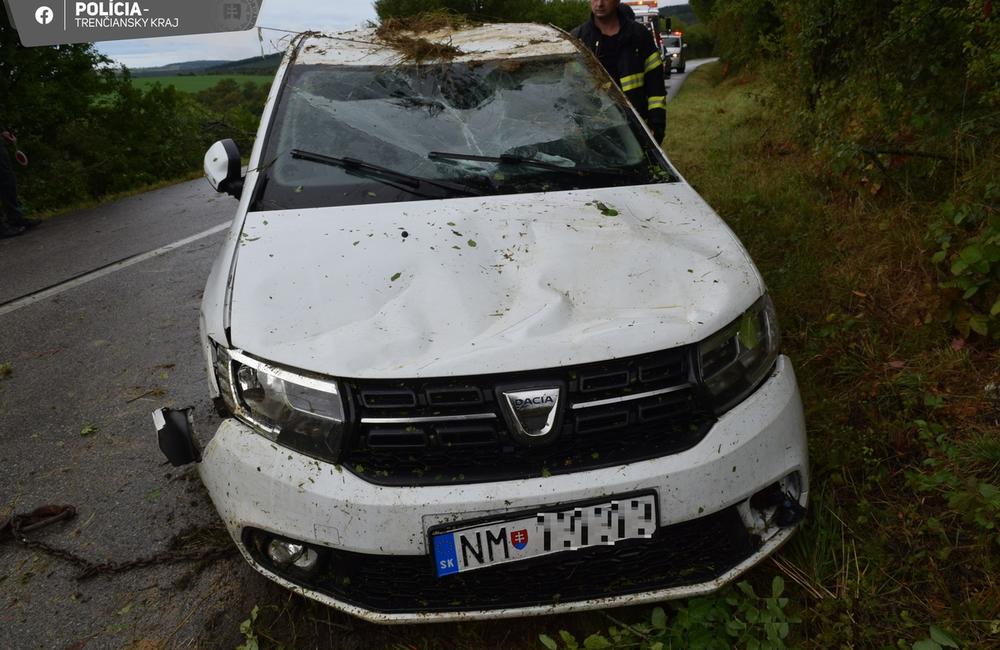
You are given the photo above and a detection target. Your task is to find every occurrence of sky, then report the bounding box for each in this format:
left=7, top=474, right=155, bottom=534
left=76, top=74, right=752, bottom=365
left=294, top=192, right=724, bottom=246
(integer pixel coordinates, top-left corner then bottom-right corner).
left=96, top=1, right=687, bottom=68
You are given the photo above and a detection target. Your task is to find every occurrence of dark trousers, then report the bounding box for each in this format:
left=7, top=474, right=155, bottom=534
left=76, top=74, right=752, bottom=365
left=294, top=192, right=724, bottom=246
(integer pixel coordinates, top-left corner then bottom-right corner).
left=0, top=146, right=24, bottom=225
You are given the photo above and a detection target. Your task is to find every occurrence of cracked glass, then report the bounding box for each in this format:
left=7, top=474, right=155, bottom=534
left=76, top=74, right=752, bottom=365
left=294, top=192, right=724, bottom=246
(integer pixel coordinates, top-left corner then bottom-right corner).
left=253, top=54, right=676, bottom=211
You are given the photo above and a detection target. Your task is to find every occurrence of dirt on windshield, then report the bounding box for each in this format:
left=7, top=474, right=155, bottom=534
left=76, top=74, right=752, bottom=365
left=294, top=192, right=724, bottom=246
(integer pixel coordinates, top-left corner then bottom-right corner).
left=375, top=12, right=471, bottom=63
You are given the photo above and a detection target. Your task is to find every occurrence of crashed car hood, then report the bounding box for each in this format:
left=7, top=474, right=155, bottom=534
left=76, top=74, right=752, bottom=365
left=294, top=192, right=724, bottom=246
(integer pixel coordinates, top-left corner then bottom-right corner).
left=228, top=184, right=763, bottom=378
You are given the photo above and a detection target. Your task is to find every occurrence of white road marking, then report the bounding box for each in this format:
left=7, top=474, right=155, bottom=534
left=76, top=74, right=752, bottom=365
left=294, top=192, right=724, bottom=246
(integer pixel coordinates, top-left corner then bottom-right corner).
left=0, top=222, right=231, bottom=317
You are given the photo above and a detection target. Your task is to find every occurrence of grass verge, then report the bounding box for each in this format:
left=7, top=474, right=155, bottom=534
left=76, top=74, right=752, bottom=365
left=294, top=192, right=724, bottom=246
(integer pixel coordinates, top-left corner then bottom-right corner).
left=659, top=62, right=999, bottom=649
left=30, top=170, right=205, bottom=221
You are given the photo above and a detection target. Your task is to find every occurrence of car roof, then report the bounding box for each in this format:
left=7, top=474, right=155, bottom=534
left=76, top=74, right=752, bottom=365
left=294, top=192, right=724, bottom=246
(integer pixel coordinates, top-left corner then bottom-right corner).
left=294, top=22, right=578, bottom=67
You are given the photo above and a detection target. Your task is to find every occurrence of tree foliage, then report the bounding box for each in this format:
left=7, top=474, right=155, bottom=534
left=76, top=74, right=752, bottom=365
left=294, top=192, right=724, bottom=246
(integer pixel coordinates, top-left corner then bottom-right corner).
left=699, top=0, right=1000, bottom=338
left=694, top=0, right=997, bottom=125
left=194, top=78, right=270, bottom=151
left=658, top=15, right=715, bottom=59
left=682, top=23, right=714, bottom=58
left=0, top=12, right=267, bottom=214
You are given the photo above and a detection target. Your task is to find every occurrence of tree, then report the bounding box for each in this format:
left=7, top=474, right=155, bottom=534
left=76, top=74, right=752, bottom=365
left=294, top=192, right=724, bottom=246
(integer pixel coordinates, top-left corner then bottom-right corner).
left=0, top=11, right=265, bottom=213
left=0, top=12, right=124, bottom=208
left=688, top=0, right=716, bottom=23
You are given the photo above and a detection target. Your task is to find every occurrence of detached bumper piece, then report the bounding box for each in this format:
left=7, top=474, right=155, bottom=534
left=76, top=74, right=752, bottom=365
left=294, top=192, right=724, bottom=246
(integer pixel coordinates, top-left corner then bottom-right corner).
left=242, top=504, right=758, bottom=614
left=152, top=407, right=202, bottom=467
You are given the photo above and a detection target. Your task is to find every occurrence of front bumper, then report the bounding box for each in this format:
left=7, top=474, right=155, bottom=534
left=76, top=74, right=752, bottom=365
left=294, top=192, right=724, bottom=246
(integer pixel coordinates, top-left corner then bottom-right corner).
left=199, top=355, right=808, bottom=623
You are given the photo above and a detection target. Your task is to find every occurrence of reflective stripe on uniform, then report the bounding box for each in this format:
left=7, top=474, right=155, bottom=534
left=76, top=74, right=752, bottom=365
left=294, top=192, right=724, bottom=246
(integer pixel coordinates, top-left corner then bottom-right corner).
left=647, top=96, right=667, bottom=110
left=620, top=73, right=644, bottom=92
left=644, top=51, right=662, bottom=74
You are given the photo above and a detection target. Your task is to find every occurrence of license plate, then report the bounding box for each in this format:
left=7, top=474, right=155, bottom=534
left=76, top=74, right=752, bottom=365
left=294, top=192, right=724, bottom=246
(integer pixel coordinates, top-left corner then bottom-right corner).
left=431, top=493, right=658, bottom=577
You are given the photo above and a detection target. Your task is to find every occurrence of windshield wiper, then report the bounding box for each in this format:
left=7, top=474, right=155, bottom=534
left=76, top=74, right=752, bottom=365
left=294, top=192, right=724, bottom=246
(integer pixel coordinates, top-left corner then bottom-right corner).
left=428, top=151, right=629, bottom=178
left=290, top=149, right=485, bottom=197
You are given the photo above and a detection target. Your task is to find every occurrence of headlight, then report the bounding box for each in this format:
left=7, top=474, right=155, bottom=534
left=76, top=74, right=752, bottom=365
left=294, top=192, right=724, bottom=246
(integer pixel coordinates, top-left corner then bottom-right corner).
left=212, top=344, right=346, bottom=462
left=698, top=294, right=780, bottom=414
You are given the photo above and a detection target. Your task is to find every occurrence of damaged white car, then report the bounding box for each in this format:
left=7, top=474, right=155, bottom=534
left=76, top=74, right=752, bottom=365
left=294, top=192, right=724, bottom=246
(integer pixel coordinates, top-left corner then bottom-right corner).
left=154, top=22, right=808, bottom=623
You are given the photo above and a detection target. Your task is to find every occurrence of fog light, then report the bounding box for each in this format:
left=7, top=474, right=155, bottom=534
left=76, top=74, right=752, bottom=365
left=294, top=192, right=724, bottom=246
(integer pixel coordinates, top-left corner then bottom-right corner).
left=291, top=547, right=319, bottom=571
left=266, top=538, right=320, bottom=571
left=268, top=539, right=305, bottom=567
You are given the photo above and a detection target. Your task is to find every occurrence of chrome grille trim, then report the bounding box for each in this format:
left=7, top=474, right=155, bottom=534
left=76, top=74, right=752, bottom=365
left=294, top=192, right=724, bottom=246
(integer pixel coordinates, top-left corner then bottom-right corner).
left=571, top=384, right=693, bottom=410
left=360, top=413, right=498, bottom=425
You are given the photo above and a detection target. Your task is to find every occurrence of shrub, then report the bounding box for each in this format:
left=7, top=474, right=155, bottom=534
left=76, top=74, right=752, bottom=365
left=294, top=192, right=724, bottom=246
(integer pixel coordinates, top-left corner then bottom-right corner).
left=540, top=577, right=800, bottom=650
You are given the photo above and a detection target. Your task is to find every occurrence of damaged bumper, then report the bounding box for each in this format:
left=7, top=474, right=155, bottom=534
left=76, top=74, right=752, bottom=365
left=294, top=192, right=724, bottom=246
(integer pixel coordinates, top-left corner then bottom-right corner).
left=152, top=407, right=201, bottom=467
left=194, top=356, right=808, bottom=623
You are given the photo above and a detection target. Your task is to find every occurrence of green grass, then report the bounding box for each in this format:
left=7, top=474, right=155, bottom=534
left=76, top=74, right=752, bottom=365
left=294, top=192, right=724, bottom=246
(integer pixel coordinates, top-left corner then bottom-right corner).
left=661, top=63, right=999, bottom=649
left=131, top=74, right=274, bottom=93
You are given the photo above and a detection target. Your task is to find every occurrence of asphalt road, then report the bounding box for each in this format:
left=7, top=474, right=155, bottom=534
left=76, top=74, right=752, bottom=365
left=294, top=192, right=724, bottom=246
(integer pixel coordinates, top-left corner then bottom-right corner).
left=0, top=59, right=716, bottom=649
left=0, top=178, right=253, bottom=648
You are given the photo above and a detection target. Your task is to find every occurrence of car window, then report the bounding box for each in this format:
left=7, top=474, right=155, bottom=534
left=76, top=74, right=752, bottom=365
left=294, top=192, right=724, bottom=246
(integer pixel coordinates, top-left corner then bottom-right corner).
left=663, top=37, right=681, bottom=48
left=252, top=54, right=677, bottom=211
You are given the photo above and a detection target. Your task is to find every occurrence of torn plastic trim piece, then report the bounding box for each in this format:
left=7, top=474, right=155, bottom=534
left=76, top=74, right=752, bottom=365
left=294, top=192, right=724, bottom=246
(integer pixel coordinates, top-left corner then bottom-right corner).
left=153, top=407, right=202, bottom=467
left=737, top=472, right=807, bottom=541
left=774, top=492, right=807, bottom=528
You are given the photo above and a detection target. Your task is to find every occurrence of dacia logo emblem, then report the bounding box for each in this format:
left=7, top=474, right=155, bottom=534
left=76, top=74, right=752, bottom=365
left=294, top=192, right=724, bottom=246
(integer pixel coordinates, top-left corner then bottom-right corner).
left=500, top=387, right=562, bottom=440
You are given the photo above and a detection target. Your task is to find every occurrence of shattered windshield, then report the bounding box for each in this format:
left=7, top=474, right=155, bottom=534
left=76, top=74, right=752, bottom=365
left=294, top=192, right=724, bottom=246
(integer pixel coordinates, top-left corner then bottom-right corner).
left=252, top=54, right=677, bottom=211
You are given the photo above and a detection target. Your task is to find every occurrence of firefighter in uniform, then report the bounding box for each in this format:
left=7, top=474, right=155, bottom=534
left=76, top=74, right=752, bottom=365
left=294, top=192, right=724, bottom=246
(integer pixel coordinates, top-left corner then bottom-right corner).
left=572, top=0, right=667, bottom=143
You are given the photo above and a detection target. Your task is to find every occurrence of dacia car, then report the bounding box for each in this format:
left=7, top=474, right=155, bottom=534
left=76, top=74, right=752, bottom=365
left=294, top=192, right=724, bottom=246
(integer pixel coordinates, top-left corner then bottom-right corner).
left=155, top=22, right=808, bottom=623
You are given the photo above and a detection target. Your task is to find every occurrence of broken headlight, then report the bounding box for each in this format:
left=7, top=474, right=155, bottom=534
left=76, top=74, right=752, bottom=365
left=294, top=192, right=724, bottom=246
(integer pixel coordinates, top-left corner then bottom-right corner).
left=698, top=294, right=780, bottom=415
left=213, top=345, right=346, bottom=462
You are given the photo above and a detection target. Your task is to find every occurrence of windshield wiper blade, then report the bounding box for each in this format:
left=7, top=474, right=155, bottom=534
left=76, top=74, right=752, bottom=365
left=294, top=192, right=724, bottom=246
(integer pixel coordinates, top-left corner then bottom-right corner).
left=291, top=149, right=484, bottom=197
left=427, top=151, right=629, bottom=177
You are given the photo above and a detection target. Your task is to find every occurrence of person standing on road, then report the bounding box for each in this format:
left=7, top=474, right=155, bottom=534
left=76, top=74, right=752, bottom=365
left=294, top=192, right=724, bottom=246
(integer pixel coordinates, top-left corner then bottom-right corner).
left=0, top=121, right=31, bottom=238
left=572, top=0, right=667, bottom=144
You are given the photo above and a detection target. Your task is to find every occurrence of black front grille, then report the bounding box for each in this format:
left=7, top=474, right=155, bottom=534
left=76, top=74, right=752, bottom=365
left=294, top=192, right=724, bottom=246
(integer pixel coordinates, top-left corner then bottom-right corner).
left=243, top=505, right=759, bottom=614
left=339, top=346, right=715, bottom=485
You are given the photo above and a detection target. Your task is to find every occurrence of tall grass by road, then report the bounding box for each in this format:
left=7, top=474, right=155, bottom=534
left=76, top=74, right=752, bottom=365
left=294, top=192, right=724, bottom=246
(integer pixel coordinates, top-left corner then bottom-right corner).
left=660, top=63, right=999, bottom=650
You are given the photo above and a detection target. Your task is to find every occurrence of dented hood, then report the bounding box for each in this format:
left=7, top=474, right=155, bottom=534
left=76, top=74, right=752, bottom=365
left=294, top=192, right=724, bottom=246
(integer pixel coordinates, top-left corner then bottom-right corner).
left=228, top=184, right=763, bottom=378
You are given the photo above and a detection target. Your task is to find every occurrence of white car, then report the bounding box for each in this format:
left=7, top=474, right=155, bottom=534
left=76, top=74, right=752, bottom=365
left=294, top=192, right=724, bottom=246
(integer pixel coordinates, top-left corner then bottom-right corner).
left=154, top=22, right=808, bottom=624
left=661, top=32, right=687, bottom=72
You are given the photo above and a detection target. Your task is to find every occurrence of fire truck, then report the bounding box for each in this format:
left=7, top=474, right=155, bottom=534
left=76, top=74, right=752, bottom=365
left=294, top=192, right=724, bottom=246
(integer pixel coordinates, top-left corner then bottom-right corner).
left=623, top=1, right=667, bottom=75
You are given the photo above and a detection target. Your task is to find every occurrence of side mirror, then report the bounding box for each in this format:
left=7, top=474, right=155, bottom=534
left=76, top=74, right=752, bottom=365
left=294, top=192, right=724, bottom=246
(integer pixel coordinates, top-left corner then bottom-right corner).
left=204, top=139, right=243, bottom=199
